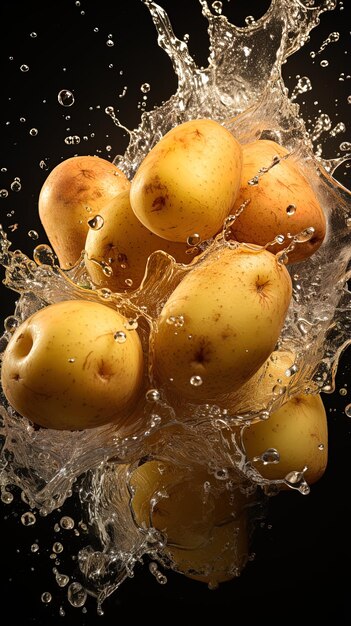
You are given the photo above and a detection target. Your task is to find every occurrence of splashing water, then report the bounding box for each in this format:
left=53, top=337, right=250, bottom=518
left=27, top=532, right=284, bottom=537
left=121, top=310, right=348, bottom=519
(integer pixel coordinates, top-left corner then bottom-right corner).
left=0, top=0, right=350, bottom=612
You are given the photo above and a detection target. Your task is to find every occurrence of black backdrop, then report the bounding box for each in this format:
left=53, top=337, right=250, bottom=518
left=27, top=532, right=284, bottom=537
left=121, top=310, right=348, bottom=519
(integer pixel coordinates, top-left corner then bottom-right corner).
left=0, top=1, right=350, bottom=624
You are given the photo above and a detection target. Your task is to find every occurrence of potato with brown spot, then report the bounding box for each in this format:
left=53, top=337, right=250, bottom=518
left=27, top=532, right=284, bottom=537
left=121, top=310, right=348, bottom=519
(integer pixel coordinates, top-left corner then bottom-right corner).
left=0, top=300, right=144, bottom=430
left=152, top=244, right=292, bottom=402
left=130, top=118, right=243, bottom=243
left=130, top=459, right=252, bottom=586
left=39, top=155, right=130, bottom=269
left=84, top=190, right=193, bottom=292
left=229, top=139, right=327, bottom=263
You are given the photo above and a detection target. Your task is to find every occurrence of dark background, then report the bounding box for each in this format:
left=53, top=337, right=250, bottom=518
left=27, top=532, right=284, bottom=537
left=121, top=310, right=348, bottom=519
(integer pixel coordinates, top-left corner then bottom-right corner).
left=0, top=1, right=350, bottom=624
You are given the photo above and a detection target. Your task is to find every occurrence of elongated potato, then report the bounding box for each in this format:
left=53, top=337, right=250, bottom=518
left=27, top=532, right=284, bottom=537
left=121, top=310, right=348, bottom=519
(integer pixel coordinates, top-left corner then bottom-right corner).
left=84, top=190, right=192, bottom=292
left=152, top=244, right=292, bottom=402
left=39, top=155, right=130, bottom=269
left=130, top=118, right=243, bottom=243
left=229, top=139, right=327, bottom=263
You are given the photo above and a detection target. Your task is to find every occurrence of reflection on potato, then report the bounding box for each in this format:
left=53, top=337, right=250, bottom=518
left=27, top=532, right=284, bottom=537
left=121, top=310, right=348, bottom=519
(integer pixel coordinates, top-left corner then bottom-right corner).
left=130, top=118, right=243, bottom=243
left=243, top=393, right=328, bottom=486
left=130, top=460, right=251, bottom=586
left=39, top=155, right=130, bottom=269
left=1, top=299, right=144, bottom=430
left=152, top=244, right=292, bottom=402
left=84, top=190, right=192, bottom=292
left=230, top=139, right=327, bottom=263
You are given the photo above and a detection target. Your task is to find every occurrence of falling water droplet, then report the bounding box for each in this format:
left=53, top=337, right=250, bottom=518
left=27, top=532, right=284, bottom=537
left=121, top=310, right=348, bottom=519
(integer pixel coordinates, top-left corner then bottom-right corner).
left=58, top=89, right=75, bottom=107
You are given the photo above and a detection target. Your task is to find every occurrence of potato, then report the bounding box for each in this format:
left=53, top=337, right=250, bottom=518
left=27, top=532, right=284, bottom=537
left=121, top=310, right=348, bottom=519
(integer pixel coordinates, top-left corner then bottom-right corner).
left=229, top=139, right=327, bottom=263
left=130, top=460, right=251, bottom=586
left=0, top=299, right=144, bottom=430
left=38, top=155, right=130, bottom=269
left=242, top=393, right=328, bottom=487
left=152, top=244, right=292, bottom=402
left=84, top=190, right=192, bottom=292
left=130, top=118, right=243, bottom=243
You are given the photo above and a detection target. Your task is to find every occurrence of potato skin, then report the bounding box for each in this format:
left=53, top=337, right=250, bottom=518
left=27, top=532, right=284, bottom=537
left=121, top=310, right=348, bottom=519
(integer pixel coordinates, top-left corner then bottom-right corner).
left=38, top=155, right=130, bottom=269
left=84, top=190, right=192, bottom=292
left=152, top=245, right=292, bottom=402
left=1, top=300, right=144, bottom=430
left=243, top=393, right=328, bottom=487
left=229, top=139, right=327, bottom=263
left=130, top=118, right=243, bottom=243
left=130, top=460, right=250, bottom=586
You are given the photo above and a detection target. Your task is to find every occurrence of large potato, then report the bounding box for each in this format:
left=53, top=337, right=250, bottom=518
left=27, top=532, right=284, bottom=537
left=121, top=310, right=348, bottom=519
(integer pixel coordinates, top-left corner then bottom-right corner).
left=84, top=190, right=192, bottom=292
left=242, top=393, right=328, bottom=487
left=229, top=139, right=327, bottom=263
left=130, top=460, right=251, bottom=586
left=152, top=244, right=292, bottom=402
left=130, top=118, right=243, bottom=243
left=38, top=155, right=130, bottom=269
left=0, top=299, right=144, bottom=430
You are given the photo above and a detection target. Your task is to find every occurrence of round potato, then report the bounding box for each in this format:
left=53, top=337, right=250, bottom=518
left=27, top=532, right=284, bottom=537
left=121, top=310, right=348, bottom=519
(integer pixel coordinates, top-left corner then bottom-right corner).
left=38, top=155, right=130, bottom=269
left=130, top=118, right=243, bottom=243
left=1, top=299, right=144, bottom=430
left=84, top=190, right=192, bottom=292
left=229, top=139, right=327, bottom=263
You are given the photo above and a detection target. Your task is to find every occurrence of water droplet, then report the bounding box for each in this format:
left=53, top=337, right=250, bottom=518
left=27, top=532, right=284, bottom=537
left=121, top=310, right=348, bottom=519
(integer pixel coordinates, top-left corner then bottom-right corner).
left=245, top=15, right=256, bottom=26
left=146, top=389, right=160, bottom=402
left=28, top=229, right=39, bottom=240
left=0, top=189, right=9, bottom=198
left=10, top=178, right=21, bottom=192
left=31, top=543, right=39, bottom=552
left=187, top=233, right=201, bottom=246
left=260, top=448, right=280, bottom=465
left=286, top=204, right=296, bottom=216
left=29, top=128, right=38, bottom=136
left=212, top=1, right=223, bottom=15
left=339, top=387, right=347, bottom=396
left=87, top=214, right=104, bottom=230
left=20, top=64, right=29, bottom=72
left=106, top=38, right=114, bottom=47
left=67, top=582, right=87, bottom=608
left=190, top=375, right=203, bottom=387
left=141, top=83, right=151, bottom=93
left=64, top=135, right=80, bottom=145
left=4, top=315, right=19, bottom=333
left=60, top=516, right=75, bottom=530
left=53, top=542, right=63, bottom=554
left=58, top=89, right=75, bottom=107
left=149, top=562, right=167, bottom=585
left=33, top=244, right=56, bottom=266
left=124, top=319, right=138, bottom=331
left=1, top=489, right=14, bottom=504
left=41, top=592, right=52, bottom=604
left=21, top=511, right=36, bottom=526
left=114, top=331, right=127, bottom=343
left=318, top=443, right=325, bottom=450
left=294, top=227, right=315, bottom=243
left=166, top=315, right=184, bottom=328
left=345, top=403, right=351, bottom=417
left=53, top=568, right=70, bottom=588
left=30, top=32, right=37, bottom=38
left=320, top=59, right=329, bottom=68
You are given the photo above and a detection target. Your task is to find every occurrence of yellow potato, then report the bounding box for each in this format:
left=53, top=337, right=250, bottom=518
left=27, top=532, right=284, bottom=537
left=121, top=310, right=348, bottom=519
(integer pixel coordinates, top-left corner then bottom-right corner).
left=130, top=460, right=251, bottom=586
left=130, top=118, right=243, bottom=243
left=152, top=244, right=292, bottom=402
left=0, top=299, right=144, bottom=430
left=38, top=155, right=130, bottom=269
left=242, top=393, right=328, bottom=487
left=229, top=139, right=327, bottom=263
left=84, top=190, right=192, bottom=292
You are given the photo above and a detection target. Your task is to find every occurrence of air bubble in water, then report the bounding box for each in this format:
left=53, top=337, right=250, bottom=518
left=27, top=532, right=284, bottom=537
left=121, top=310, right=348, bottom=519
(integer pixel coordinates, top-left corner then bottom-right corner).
left=58, top=89, right=75, bottom=107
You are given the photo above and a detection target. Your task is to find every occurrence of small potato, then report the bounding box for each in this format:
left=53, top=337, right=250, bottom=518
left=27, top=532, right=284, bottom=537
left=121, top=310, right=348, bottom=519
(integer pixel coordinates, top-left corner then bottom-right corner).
left=0, top=299, right=144, bottom=430
left=39, top=155, right=130, bottom=269
left=84, top=190, right=192, bottom=292
left=130, top=118, right=243, bottom=243
left=229, top=139, right=327, bottom=263
left=130, top=460, right=251, bottom=586
left=152, top=244, right=292, bottom=402
left=242, top=393, right=328, bottom=487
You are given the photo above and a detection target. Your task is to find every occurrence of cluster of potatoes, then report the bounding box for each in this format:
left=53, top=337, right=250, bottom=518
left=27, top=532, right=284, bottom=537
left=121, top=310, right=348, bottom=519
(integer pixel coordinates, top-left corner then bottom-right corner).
left=0, top=118, right=328, bottom=586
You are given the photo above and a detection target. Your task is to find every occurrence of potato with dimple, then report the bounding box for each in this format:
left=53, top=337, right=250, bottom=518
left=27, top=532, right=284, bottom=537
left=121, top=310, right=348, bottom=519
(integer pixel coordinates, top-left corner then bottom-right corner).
left=152, top=244, right=292, bottom=403
left=39, top=155, right=130, bottom=269
left=130, top=118, right=243, bottom=243
left=130, top=460, right=251, bottom=586
left=229, top=139, right=327, bottom=263
left=84, top=190, right=192, bottom=292
left=242, top=393, right=328, bottom=487
left=0, top=299, right=144, bottom=430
